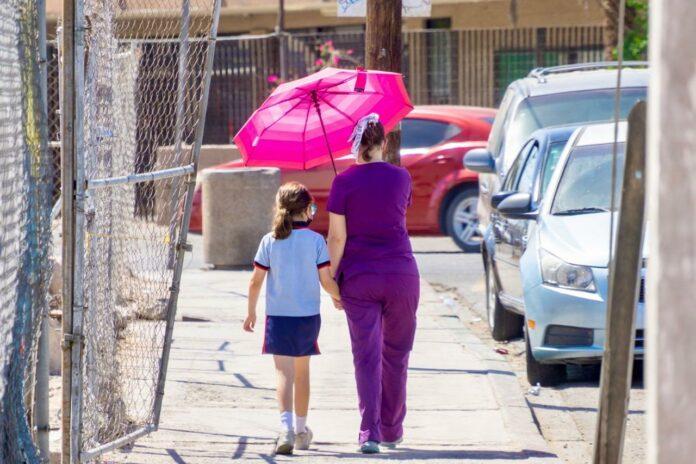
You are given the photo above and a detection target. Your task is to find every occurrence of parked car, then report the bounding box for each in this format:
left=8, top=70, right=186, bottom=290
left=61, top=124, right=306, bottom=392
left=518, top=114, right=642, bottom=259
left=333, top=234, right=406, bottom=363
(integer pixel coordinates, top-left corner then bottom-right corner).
left=190, top=105, right=497, bottom=251
left=476, top=125, right=579, bottom=342
left=465, top=62, right=648, bottom=236
left=496, top=122, right=645, bottom=386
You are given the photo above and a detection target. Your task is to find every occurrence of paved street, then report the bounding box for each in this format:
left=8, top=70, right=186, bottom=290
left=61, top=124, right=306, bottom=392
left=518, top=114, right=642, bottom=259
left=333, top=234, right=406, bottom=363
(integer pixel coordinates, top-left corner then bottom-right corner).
left=410, top=237, right=646, bottom=464
left=104, top=235, right=557, bottom=463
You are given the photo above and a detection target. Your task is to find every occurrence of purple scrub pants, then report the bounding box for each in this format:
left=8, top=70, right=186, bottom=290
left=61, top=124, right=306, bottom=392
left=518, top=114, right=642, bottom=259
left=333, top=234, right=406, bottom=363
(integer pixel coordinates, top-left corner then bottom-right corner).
left=340, top=273, right=420, bottom=444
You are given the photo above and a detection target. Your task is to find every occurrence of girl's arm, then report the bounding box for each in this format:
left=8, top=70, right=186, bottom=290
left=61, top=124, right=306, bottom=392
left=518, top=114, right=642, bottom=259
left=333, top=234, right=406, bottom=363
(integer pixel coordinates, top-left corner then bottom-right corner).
left=328, top=212, right=347, bottom=278
left=244, top=267, right=267, bottom=332
left=318, top=267, right=341, bottom=302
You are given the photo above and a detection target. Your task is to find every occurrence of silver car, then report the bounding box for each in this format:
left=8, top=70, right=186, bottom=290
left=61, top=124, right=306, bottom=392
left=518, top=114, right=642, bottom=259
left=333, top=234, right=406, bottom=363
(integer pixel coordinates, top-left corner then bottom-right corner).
left=497, top=121, right=645, bottom=385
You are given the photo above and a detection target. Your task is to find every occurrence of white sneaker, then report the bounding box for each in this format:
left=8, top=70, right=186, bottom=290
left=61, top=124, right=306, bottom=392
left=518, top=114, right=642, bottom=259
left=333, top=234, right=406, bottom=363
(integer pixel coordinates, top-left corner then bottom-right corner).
left=275, top=429, right=294, bottom=455
left=295, top=426, right=313, bottom=450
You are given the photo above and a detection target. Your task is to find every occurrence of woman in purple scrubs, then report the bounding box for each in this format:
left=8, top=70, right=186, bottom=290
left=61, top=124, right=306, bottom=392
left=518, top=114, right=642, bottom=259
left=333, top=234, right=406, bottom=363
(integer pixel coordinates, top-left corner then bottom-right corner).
left=327, top=115, right=420, bottom=454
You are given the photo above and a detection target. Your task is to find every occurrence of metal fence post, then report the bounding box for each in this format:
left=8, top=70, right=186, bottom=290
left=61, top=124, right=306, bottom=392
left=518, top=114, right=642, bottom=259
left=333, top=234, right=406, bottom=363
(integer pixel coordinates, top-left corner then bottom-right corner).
left=34, top=0, right=51, bottom=460
left=60, top=0, right=75, bottom=461
left=153, top=0, right=221, bottom=427
left=60, top=0, right=86, bottom=461
left=167, top=0, right=191, bottom=269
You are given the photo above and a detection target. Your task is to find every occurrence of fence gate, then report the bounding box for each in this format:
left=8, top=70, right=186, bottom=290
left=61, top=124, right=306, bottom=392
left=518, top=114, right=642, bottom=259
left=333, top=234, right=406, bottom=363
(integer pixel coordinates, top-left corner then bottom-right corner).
left=62, top=0, right=221, bottom=461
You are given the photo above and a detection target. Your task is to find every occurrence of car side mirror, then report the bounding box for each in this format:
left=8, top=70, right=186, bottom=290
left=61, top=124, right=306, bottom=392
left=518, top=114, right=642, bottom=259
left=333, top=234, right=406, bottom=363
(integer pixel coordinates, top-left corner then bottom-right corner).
left=464, top=148, right=495, bottom=174
left=498, top=192, right=538, bottom=220
left=491, top=191, right=516, bottom=210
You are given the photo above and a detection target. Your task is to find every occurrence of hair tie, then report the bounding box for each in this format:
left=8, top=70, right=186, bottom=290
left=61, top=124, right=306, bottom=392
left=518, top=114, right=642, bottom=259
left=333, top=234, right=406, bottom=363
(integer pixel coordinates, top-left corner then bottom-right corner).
left=348, top=113, right=380, bottom=156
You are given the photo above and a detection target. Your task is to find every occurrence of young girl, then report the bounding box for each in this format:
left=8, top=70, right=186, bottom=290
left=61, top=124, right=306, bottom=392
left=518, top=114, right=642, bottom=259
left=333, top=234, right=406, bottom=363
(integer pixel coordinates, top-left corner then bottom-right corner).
left=243, top=182, right=341, bottom=455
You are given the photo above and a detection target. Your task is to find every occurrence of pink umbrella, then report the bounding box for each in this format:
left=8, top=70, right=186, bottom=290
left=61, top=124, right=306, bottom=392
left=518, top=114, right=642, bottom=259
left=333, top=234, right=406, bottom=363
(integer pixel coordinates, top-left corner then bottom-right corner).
left=233, top=67, right=413, bottom=173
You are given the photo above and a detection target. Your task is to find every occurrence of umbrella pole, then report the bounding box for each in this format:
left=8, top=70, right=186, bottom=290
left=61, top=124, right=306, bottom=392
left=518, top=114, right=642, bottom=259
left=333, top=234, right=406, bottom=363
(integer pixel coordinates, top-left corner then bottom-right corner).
left=312, top=91, right=338, bottom=176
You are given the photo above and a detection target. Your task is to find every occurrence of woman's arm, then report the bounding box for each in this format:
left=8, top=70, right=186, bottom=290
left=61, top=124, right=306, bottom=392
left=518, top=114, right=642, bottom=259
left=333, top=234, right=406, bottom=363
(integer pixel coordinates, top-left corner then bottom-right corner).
left=327, top=212, right=347, bottom=278
left=244, top=267, right=267, bottom=332
left=318, top=267, right=341, bottom=301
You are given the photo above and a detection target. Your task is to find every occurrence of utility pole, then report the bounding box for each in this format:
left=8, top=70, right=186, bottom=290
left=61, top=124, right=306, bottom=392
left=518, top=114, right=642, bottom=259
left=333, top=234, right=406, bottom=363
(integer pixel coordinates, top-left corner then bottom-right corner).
left=593, top=101, right=646, bottom=464
left=646, top=1, right=696, bottom=462
left=365, top=0, right=402, bottom=165
left=277, top=0, right=287, bottom=81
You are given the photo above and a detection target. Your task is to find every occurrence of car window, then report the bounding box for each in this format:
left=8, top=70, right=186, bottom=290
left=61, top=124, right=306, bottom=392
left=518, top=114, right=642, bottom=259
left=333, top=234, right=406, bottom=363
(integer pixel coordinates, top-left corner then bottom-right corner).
left=540, top=141, right=568, bottom=196
left=401, top=118, right=461, bottom=149
left=551, top=142, right=626, bottom=215
left=516, top=143, right=540, bottom=193
left=502, top=140, right=532, bottom=191
left=501, top=87, right=646, bottom=172
left=488, top=89, right=516, bottom=156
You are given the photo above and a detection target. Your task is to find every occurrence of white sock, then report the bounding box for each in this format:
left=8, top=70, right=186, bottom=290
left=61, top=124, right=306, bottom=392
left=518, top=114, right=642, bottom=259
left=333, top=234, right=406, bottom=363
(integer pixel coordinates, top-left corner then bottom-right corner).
left=296, top=415, right=307, bottom=434
left=280, top=411, right=294, bottom=432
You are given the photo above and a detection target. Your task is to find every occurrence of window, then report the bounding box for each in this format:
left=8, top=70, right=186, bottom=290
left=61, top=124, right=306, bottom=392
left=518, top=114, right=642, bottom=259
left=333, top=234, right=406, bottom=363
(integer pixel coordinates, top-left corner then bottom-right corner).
left=516, top=143, right=540, bottom=193
left=552, top=143, right=626, bottom=215
left=502, top=140, right=533, bottom=191
left=487, top=89, right=516, bottom=156
left=501, top=87, right=646, bottom=172
left=540, top=141, right=568, bottom=196
left=401, top=118, right=461, bottom=149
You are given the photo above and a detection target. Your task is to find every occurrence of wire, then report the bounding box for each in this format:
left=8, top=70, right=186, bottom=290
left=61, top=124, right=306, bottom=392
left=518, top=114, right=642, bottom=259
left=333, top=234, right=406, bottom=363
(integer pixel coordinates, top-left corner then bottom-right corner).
left=608, top=0, right=626, bottom=271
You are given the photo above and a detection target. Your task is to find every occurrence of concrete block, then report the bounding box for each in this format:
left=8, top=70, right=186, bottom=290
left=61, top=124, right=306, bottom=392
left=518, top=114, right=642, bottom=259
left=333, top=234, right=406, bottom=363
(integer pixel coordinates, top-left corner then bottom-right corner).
left=154, top=144, right=241, bottom=226
left=201, top=168, right=280, bottom=267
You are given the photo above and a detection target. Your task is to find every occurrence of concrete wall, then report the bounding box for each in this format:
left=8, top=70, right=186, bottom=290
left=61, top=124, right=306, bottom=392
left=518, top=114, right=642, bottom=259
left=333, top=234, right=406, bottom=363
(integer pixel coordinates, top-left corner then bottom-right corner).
left=47, top=0, right=604, bottom=37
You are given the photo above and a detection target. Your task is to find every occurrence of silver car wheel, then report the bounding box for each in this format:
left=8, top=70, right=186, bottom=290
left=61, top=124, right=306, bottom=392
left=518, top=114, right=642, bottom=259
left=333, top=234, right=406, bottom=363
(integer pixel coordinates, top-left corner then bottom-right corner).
left=452, top=196, right=481, bottom=247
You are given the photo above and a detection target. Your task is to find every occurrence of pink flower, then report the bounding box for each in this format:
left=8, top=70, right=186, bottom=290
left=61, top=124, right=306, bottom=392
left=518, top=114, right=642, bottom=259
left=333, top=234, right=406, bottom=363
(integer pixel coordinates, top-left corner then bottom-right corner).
left=267, top=74, right=279, bottom=84
left=325, top=40, right=334, bottom=47
left=333, top=55, right=340, bottom=65
left=315, top=58, right=324, bottom=67
left=347, top=49, right=354, bottom=55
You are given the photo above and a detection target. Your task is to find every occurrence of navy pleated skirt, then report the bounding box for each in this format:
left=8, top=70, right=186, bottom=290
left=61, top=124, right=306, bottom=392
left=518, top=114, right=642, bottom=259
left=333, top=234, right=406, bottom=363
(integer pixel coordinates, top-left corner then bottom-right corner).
left=263, top=314, right=321, bottom=356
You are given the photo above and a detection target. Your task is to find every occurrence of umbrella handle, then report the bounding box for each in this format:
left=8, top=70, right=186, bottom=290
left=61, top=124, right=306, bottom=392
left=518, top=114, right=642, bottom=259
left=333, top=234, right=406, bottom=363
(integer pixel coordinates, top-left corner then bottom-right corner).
left=312, top=91, right=338, bottom=176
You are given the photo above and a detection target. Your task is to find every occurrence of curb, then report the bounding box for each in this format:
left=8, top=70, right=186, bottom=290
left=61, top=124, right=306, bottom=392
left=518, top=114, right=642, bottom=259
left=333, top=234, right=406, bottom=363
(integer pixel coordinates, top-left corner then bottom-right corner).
left=421, top=279, right=561, bottom=462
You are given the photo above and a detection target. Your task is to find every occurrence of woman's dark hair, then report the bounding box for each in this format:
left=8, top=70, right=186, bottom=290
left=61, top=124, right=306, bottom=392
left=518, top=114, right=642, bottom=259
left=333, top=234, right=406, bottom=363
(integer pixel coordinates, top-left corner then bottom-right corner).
left=359, top=121, right=385, bottom=162
left=272, top=182, right=313, bottom=239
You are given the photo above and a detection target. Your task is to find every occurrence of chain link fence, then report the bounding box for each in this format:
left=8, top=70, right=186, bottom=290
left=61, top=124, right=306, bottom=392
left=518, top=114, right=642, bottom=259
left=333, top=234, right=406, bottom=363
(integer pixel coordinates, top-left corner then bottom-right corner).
left=203, top=26, right=604, bottom=143
left=0, top=0, right=52, bottom=462
left=66, top=0, right=220, bottom=460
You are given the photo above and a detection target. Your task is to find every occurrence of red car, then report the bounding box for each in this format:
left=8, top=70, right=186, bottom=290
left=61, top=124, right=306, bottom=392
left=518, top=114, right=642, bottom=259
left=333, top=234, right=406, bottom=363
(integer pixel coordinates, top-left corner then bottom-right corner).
left=190, top=105, right=496, bottom=251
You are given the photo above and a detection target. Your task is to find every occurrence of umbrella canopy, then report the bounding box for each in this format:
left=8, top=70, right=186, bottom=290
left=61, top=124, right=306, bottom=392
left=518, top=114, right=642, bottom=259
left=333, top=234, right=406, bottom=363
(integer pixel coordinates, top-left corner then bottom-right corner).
left=233, top=67, right=413, bottom=171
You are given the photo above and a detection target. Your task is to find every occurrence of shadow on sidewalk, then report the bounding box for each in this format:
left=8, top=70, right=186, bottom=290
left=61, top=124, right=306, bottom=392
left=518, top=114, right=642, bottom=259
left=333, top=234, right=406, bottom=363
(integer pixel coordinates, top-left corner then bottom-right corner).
left=262, top=447, right=557, bottom=461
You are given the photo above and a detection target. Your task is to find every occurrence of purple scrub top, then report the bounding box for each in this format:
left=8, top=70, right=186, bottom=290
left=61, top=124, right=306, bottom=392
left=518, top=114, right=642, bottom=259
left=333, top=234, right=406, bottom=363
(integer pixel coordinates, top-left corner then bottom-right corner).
left=327, top=161, right=419, bottom=283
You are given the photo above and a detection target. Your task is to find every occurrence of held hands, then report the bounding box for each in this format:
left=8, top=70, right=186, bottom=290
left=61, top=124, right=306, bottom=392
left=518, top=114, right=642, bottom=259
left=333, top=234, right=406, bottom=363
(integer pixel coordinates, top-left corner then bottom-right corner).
left=243, top=312, right=257, bottom=332
left=332, top=297, right=344, bottom=310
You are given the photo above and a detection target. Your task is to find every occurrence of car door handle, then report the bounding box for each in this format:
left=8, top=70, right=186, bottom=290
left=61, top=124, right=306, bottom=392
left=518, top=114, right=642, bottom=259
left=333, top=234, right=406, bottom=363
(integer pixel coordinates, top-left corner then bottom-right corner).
left=433, top=155, right=449, bottom=164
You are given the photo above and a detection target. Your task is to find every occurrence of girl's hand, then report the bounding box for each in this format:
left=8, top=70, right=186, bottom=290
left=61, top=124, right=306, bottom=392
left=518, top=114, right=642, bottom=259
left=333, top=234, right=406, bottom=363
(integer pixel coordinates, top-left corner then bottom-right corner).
left=332, top=298, right=344, bottom=310
left=243, top=313, right=257, bottom=332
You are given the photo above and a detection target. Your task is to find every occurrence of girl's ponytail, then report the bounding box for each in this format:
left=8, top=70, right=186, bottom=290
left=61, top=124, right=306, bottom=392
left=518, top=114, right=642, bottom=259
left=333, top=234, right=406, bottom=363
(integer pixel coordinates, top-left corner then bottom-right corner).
left=272, top=206, right=293, bottom=240
left=272, top=182, right=313, bottom=239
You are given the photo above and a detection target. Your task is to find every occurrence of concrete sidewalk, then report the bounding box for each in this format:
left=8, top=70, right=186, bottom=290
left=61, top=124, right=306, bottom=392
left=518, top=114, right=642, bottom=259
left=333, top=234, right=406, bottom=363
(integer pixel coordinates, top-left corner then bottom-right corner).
left=106, top=244, right=558, bottom=463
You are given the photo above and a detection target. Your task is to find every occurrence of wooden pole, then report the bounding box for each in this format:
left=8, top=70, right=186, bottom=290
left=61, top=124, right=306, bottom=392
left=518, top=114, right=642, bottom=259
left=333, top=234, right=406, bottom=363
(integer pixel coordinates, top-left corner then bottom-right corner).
left=365, top=0, right=402, bottom=165
left=646, top=1, right=696, bottom=462
left=592, top=101, right=647, bottom=464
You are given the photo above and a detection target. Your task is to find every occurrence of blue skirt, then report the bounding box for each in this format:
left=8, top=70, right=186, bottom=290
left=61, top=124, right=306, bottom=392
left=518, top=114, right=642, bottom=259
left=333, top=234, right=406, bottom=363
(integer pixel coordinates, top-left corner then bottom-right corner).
left=263, top=314, right=321, bottom=356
